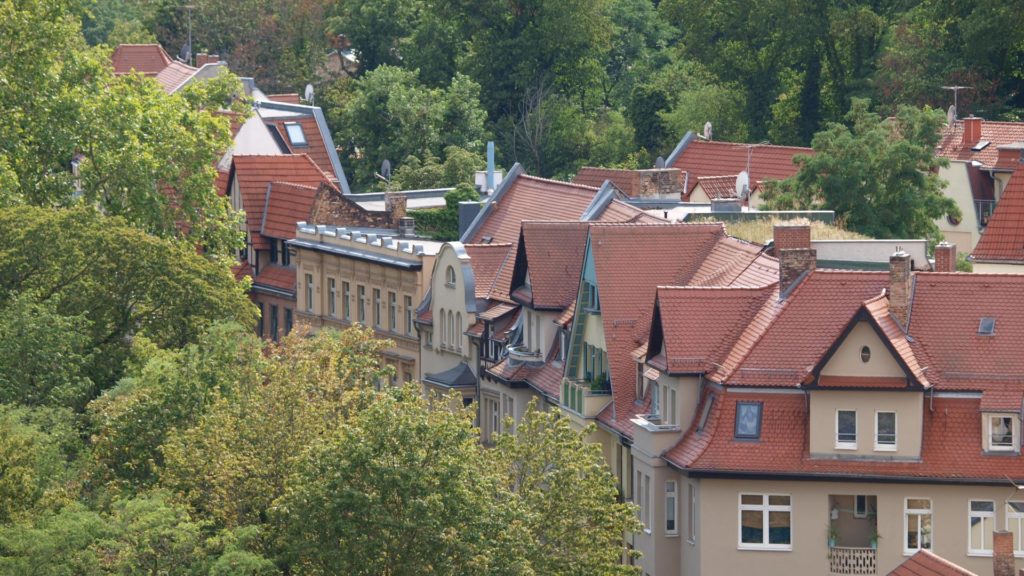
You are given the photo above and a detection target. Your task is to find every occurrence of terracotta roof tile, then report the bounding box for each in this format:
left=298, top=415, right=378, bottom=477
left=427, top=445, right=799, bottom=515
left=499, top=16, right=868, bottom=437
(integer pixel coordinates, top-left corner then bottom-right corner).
left=267, top=93, right=301, bottom=104
left=262, top=182, right=318, bottom=240
left=972, top=164, right=1024, bottom=262
left=111, top=44, right=172, bottom=76
left=695, top=175, right=743, bottom=199
left=888, top=550, right=977, bottom=576
left=252, top=264, right=295, bottom=292
left=573, top=167, right=642, bottom=196
left=670, top=140, right=810, bottom=195
left=936, top=118, right=1024, bottom=167
left=519, top=221, right=591, bottom=309
left=153, top=60, right=198, bottom=93
left=464, top=243, right=515, bottom=301
left=265, top=116, right=338, bottom=180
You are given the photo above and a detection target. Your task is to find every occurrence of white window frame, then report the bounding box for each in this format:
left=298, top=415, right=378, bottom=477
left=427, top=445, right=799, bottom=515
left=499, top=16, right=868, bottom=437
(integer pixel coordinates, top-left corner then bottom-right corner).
left=666, top=480, right=678, bottom=536
left=989, top=415, right=1015, bottom=452
left=327, top=278, right=336, bottom=317
left=284, top=122, right=307, bottom=146
left=1006, top=501, right=1024, bottom=557
left=875, top=411, right=897, bottom=451
left=903, top=497, right=933, bottom=555
left=968, top=500, right=995, bottom=556
left=854, top=495, right=868, bottom=518
left=738, top=493, right=792, bottom=551
left=836, top=409, right=857, bottom=450
left=305, top=273, right=314, bottom=313
left=688, top=483, right=697, bottom=544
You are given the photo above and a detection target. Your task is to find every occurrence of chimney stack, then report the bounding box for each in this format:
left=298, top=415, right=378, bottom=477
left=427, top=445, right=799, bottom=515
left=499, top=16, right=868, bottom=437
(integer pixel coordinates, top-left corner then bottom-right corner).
left=963, top=116, right=983, bottom=147
left=996, top=143, right=1024, bottom=170
left=195, top=53, right=220, bottom=67
left=934, top=242, right=957, bottom=273
left=889, top=250, right=914, bottom=329
left=384, top=192, right=407, bottom=225
left=775, top=225, right=815, bottom=296
left=995, top=530, right=1016, bottom=576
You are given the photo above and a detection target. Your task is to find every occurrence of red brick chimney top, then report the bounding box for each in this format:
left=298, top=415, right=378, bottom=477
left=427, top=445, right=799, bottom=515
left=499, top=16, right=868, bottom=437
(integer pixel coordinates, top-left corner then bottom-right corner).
left=963, top=116, right=983, bottom=147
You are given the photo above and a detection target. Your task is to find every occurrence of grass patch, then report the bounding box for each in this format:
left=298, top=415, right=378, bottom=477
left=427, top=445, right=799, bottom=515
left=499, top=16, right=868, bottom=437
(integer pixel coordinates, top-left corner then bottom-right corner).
left=689, top=217, right=871, bottom=244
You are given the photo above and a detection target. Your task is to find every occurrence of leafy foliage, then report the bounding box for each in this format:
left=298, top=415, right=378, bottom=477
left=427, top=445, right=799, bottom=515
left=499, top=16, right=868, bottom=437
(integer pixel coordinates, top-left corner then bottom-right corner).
left=410, top=184, right=482, bottom=241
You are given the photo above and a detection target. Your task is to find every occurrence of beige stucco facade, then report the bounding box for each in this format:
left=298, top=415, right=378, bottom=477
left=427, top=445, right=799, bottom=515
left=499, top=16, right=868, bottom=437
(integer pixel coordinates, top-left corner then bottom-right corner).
left=418, top=243, right=479, bottom=394
left=974, top=261, right=1024, bottom=273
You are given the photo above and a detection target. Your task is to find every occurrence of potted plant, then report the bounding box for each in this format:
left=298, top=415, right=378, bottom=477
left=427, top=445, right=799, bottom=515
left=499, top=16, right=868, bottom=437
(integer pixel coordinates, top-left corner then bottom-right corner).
left=869, top=529, right=881, bottom=549
left=827, top=524, right=839, bottom=548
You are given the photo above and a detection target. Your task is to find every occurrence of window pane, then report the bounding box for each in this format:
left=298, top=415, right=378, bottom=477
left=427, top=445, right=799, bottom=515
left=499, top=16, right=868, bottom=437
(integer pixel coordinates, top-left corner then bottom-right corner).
left=992, top=417, right=1013, bottom=446
left=907, top=499, right=930, bottom=511
left=768, top=511, right=791, bottom=545
left=1009, top=501, right=1024, bottom=514
left=740, top=510, right=763, bottom=544
left=735, top=403, right=762, bottom=438
left=768, top=495, right=790, bottom=506
left=741, top=494, right=763, bottom=506
left=972, top=501, right=995, bottom=512
left=838, top=410, right=856, bottom=442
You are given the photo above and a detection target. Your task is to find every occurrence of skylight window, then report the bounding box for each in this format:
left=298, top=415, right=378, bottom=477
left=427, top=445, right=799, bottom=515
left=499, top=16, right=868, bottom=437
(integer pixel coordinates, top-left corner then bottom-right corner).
left=978, top=317, right=996, bottom=336
left=971, top=140, right=991, bottom=152
left=734, top=402, right=762, bottom=440
left=284, top=122, right=307, bottom=147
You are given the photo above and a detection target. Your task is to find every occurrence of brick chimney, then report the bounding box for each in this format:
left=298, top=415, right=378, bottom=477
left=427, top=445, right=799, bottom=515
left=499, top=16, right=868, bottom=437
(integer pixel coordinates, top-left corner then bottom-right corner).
left=934, top=242, right=957, bottom=272
left=775, top=225, right=815, bottom=296
left=384, top=192, right=407, bottom=225
left=996, top=143, right=1024, bottom=169
left=963, top=116, right=983, bottom=147
left=195, top=53, right=220, bottom=67
left=636, top=168, right=684, bottom=199
left=889, top=250, right=914, bottom=329
left=995, top=530, right=1015, bottom=576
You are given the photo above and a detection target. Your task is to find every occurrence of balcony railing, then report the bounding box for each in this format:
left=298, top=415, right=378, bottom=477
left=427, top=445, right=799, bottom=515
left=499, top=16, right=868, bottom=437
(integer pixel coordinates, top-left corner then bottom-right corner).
left=507, top=345, right=543, bottom=366
left=829, top=546, right=876, bottom=575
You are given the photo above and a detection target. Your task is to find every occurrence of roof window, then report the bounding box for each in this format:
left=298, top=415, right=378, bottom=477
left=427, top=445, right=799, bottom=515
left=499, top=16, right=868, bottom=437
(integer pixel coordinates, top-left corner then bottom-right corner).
left=734, top=401, right=762, bottom=440
left=971, top=140, right=991, bottom=152
left=284, top=122, right=307, bottom=147
left=978, top=317, right=996, bottom=336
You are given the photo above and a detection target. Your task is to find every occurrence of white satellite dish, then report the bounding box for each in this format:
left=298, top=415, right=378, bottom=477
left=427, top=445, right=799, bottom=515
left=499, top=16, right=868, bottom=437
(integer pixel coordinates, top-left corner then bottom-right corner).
left=655, top=156, right=666, bottom=169
left=304, top=83, right=315, bottom=105
left=947, top=104, right=956, bottom=124
left=703, top=121, right=713, bottom=141
left=735, top=171, right=750, bottom=199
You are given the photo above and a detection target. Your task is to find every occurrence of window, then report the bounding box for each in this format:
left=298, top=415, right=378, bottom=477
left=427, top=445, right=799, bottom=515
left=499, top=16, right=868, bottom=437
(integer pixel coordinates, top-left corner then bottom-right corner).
left=876, top=411, right=897, bottom=451
left=456, top=312, right=462, bottom=351
left=270, top=304, right=279, bottom=341
left=343, top=281, right=351, bottom=320
left=503, top=395, right=514, bottom=433
left=445, top=265, right=456, bottom=287
left=650, top=382, right=660, bottom=418
left=373, top=289, right=381, bottom=327
left=284, top=122, right=307, bottom=146
left=256, top=303, right=264, bottom=337
left=836, top=410, right=857, bottom=449
left=688, top=483, right=697, bottom=543
left=668, top=387, right=677, bottom=425
left=989, top=416, right=1014, bottom=451
left=448, top=310, right=454, bottom=348
left=635, top=471, right=652, bottom=533
left=735, top=402, right=762, bottom=440
left=861, top=345, right=871, bottom=363
left=388, top=291, right=397, bottom=331
left=284, top=308, right=293, bottom=335
left=698, top=396, right=715, bottom=433
left=1006, top=501, right=1024, bottom=556
left=439, top=308, right=446, bottom=346
left=305, top=273, right=314, bottom=313
left=979, top=317, right=996, bottom=336
left=666, top=481, right=678, bottom=535
left=969, top=500, right=995, bottom=556
left=405, top=295, right=413, bottom=335
left=269, top=240, right=278, bottom=264
left=739, top=494, right=791, bottom=550
left=904, top=498, right=932, bottom=554
left=327, top=278, right=336, bottom=317
left=855, top=495, right=868, bottom=518
left=280, top=240, right=290, bottom=266
left=357, top=285, right=366, bottom=323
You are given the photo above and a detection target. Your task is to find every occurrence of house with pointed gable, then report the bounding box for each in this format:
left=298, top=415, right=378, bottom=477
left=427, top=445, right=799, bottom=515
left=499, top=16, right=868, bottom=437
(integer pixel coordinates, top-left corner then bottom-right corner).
left=972, top=157, right=1024, bottom=272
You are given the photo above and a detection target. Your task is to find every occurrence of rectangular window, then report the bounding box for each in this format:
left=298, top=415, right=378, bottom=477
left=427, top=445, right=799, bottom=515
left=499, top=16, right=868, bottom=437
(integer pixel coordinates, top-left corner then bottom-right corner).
left=388, top=291, right=397, bottom=331
left=357, top=285, right=365, bottom=323
left=284, top=122, right=307, bottom=147
left=688, top=484, right=697, bottom=543
left=990, top=416, right=1014, bottom=451
left=669, top=388, right=677, bottom=426
left=650, top=382, right=660, bottom=418
left=904, top=498, right=932, bottom=554
left=876, top=411, right=897, bottom=451
left=739, top=494, right=791, bottom=550
left=969, top=500, right=995, bottom=556
left=1007, top=501, right=1024, bottom=556
left=666, top=481, right=678, bottom=535
left=373, top=288, right=381, bottom=327
left=644, top=473, right=652, bottom=533
left=327, top=278, right=336, bottom=317
left=343, top=282, right=351, bottom=320
left=836, top=409, right=857, bottom=449
left=284, top=308, right=293, bottom=335
left=735, top=402, right=762, bottom=440
left=405, top=295, right=413, bottom=335
left=269, top=240, right=278, bottom=264
left=256, top=302, right=264, bottom=337
left=270, top=304, right=279, bottom=341
left=280, top=240, right=290, bottom=266
left=855, top=495, right=868, bottom=518
left=305, top=273, right=314, bottom=313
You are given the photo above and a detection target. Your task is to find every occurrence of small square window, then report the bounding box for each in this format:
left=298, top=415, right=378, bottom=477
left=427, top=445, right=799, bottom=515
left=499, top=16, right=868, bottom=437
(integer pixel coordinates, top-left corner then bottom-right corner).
left=989, top=415, right=1014, bottom=451
left=284, top=122, right=307, bottom=147
left=979, top=317, right=996, bottom=336
left=734, top=402, right=762, bottom=440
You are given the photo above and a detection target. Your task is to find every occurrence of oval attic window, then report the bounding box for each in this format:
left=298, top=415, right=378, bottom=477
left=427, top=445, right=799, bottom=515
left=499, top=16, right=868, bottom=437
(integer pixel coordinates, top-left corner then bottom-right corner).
left=860, top=346, right=871, bottom=363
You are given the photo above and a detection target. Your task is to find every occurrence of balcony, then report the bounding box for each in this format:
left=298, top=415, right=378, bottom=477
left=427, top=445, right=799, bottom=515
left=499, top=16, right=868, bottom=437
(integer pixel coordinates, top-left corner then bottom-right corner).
left=829, top=547, right=876, bottom=575
left=561, top=378, right=612, bottom=418
left=976, top=199, right=996, bottom=229
left=507, top=344, right=543, bottom=367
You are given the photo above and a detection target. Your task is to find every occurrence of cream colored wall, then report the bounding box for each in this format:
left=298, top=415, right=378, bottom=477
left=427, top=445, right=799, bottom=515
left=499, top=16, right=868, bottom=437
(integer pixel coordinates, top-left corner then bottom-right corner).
left=420, top=246, right=474, bottom=379
left=974, top=261, right=1024, bottom=273
left=808, top=390, right=923, bottom=458
left=936, top=163, right=981, bottom=250
left=689, top=185, right=710, bottom=204
left=820, top=322, right=906, bottom=379
left=697, top=478, right=1019, bottom=576
left=631, top=455, right=683, bottom=576
left=478, top=377, right=541, bottom=433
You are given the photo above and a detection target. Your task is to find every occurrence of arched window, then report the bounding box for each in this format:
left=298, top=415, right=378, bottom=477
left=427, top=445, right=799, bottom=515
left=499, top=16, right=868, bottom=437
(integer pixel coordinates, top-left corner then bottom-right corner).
left=456, top=312, right=462, bottom=351
left=448, top=311, right=454, bottom=348
left=439, top=308, right=446, bottom=346
left=445, top=266, right=456, bottom=287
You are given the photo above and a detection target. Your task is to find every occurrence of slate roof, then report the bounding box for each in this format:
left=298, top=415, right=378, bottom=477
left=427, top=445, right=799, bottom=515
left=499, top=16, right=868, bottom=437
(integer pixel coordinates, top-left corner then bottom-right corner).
left=937, top=118, right=1024, bottom=168
left=261, top=182, right=319, bottom=241
left=972, top=164, right=1024, bottom=262
left=668, top=138, right=810, bottom=196
left=231, top=154, right=335, bottom=250
left=111, top=44, right=172, bottom=76
left=888, top=550, right=977, bottom=576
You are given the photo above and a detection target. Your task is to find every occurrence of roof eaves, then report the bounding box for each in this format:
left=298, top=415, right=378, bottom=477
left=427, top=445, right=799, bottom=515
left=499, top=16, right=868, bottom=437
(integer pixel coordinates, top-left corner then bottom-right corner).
left=580, top=180, right=618, bottom=221
left=666, top=131, right=695, bottom=167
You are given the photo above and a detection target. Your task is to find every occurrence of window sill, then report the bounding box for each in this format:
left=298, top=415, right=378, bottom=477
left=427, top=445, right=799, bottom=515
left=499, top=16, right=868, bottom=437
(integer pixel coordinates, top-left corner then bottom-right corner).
left=738, top=545, right=792, bottom=552
left=967, top=551, right=993, bottom=558
left=665, top=532, right=679, bottom=538
left=874, top=445, right=897, bottom=452
left=835, top=444, right=858, bottom=451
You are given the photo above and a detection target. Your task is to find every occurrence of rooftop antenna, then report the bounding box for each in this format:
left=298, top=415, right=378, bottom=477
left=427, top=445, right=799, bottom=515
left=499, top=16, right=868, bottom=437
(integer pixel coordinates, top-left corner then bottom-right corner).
left=735, top=171, right=750, bottom=199
left=179, top=4, right=195, bottom=66
left=654, top=156, right=666, bottom=169
left=375, top=159, right=392, bottom=191
left=703, top=121, right=713, bottom=141
left=304, top=83, right=315, bottom=106
left=942, top=86, right=972, bottom=120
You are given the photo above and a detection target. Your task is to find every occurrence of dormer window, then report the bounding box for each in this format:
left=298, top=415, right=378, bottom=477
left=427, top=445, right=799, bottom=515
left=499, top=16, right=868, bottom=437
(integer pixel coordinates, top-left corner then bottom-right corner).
left=697, top=396, right=715, bottom=433
left=979, top=317, right=996, bottom=336
left=583, top=280, right=600, bottom=313
left=735, top=402, right=762, bottom=440
left=284, top=122, right=307, bottom=147
left=989, top=416, right=1014, bottom=451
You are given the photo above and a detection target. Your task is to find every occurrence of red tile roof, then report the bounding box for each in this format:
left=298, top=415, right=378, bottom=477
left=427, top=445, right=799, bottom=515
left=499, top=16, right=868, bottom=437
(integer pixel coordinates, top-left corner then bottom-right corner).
left=670, top=140, right=810, bottom=195
left=972, top=164, right=1024, bottom=262
left=232, top=155, right=334, bottom=250
left=936, top=118, right=1024, bottom=168
left=268, top=93, right=301, bottom=104
left=262, top=182, right=318, bottom=240
left=573, top=167, right=642, bottom=196
left=695, top=175, right=743, bottom=200
left=888, top=550, right=977, bottom=576
left=265, top=116, right=337, bottom=181
left=111, top=44, right=172, bottom=76
left=518, top=221, right=591, bottom=309
left=153, top=60, right=198, bottom=93
left=252, top=264, right=295, bottom=292
left=464, top=243, right=515, bottom=302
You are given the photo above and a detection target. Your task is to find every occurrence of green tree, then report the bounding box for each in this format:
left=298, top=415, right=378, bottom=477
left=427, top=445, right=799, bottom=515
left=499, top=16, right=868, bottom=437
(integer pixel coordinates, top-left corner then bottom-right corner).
left=409, top=183, right=481, bottom=241
left=0, top=406, right=72, bottom=523
left=761, top=99, right=958, bottom=242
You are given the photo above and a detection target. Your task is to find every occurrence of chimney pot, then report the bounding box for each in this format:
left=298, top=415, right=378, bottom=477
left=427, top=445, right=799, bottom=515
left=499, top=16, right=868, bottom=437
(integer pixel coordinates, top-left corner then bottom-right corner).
left=963, top=116, right=983, bottom=147
left=934, top=242, right=957, bottom=272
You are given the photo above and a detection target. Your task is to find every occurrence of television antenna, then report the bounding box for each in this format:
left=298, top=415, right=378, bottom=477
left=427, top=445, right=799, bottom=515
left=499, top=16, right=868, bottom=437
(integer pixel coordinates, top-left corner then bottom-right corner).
left=304, top=83, right=315, bottom=105
left=178, top=4, right=195, bottom=66
left=942, top=86, right=973, bottom=119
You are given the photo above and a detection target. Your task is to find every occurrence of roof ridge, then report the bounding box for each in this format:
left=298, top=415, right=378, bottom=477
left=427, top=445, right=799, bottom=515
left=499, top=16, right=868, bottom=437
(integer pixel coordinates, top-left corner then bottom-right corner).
left=463, top=242, right=514, bottom=248
left=519, top=173, right=600, bottom=191
left=657, top=284, right=773, bottom=293
left=692, top=140, right=813, bottom=152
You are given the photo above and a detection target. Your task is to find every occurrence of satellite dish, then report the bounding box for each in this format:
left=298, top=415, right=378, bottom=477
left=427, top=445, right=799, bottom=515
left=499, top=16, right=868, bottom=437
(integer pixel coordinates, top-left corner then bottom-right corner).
left=735, top=171, right=750, bottom=199
left=304, top=83, right=315, bottom=105
left=703, top=121, right=713, bottom=141
left=380, top=159, right=392, bottom=181
left=947, top=104, right=957, bottom=124
left=655, top=156, right=666, bottom=169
